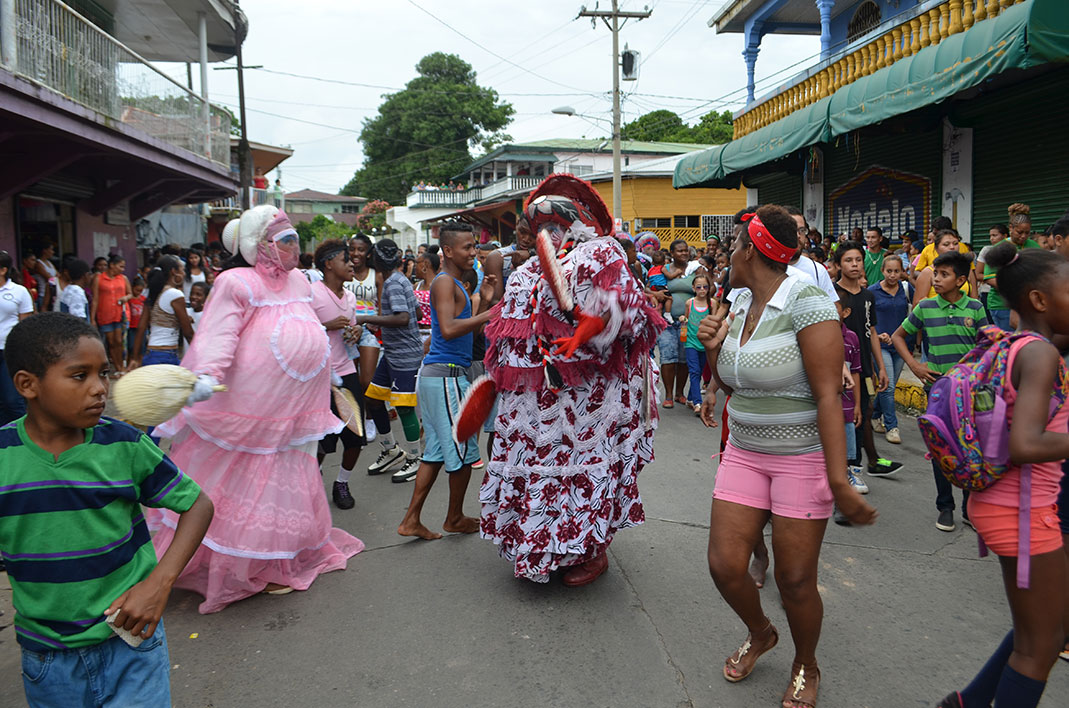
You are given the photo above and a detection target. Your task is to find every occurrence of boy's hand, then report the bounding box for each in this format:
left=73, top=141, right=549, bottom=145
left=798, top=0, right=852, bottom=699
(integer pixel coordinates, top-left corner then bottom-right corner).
left=853, top=406, right=862, bottom=426
left=698, top=312, right=734, bottom=352
left=878, top=332, right=892, bottom=345
left=909, top=361, right=939, bottom=383
left=876, top=369, right=889, bottom=392
left=105, top=573, right=171, bottom=639
left=479, top=274, right=498, bottom=306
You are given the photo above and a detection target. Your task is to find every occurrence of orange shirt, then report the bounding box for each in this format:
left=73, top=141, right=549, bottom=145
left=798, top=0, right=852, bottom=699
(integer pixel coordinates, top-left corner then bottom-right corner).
left=95, top=272, right=127, bottom=325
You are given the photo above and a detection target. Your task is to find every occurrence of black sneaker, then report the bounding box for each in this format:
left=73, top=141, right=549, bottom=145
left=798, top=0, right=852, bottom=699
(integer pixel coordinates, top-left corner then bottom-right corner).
left=833, top=506, right=851, bottom=526
left=367, top=446, right=404, bottom=475
left=936, top=509, right=956, bottom=532
left=332, top=481, right=355, bottom=510
left=390, top=456, right=420, bottom=483
left=867, top=458, right=903, bottom=477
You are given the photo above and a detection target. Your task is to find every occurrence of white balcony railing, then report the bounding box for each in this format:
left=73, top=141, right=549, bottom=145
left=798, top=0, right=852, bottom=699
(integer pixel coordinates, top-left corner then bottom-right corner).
left=479, top=175, right=542, bottom=202
left=406, top=188, right=481, bottom=208
left=5, top=0, right=231, bottom=168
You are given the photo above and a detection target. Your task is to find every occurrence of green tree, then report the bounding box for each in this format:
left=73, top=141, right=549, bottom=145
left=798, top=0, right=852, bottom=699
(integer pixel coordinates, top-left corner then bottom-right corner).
left=355, top=199, right=391, bottom=232
left=620, top=109, right=734, bottom=145
left=341, top=53, right=514, bottom=204
left=690, top=110, right=734, bottom=144
left=294, top=214, right=356, bottom=252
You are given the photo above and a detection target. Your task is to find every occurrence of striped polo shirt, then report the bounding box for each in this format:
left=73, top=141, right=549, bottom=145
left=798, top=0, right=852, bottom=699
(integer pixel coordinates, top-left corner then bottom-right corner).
left=718, top=276, right=841, bottom=455
left=900, top=294, right=988, bottom=374
left=0, top=417, right=201, bottom=652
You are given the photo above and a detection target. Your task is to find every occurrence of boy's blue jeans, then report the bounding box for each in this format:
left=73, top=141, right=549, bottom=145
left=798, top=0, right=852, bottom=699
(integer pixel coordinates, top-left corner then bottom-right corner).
left=684, top=347, right=704, bottom=406
left=21, top=620, right=171, bottom=708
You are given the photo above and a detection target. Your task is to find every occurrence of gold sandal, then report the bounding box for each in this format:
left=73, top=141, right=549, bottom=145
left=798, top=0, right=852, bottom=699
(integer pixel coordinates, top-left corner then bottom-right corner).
left=782, top=661, right=820, bottom=708
left=723, top=621, right=778, bottom=682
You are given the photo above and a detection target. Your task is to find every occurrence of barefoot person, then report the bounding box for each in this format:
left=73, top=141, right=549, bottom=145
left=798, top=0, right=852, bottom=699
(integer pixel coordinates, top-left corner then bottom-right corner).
left=698, top=205, right=877, bottom=708
left=480, top=174, right=664, bottom=585
left=397, top=222, right=496, bottom=540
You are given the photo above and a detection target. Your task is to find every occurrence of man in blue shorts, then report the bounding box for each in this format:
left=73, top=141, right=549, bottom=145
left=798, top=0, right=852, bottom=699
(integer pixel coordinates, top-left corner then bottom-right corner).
left=397, top=222, right=495, bottom=540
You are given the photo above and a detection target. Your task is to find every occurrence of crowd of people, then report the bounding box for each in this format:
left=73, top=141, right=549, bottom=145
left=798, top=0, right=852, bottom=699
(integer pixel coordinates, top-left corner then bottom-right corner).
left=1, top=184, right=1069, bottom=708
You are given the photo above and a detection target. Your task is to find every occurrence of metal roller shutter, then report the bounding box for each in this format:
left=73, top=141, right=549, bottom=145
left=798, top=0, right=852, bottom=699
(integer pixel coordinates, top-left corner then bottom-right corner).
left=968, top=72, right=1069, bottom=246
left=750, top=172, right=802, bottom=209
left=822, top=129, right=941, bottom=238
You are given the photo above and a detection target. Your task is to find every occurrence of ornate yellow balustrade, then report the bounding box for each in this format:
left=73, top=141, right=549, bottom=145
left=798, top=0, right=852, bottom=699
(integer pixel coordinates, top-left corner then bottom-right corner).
left=732, top=0, right=1027, bottom=139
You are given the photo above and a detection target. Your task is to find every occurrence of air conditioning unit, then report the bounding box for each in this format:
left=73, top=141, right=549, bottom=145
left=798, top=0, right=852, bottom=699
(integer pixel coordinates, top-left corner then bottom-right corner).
left=621, top=46, right=640, bottom=81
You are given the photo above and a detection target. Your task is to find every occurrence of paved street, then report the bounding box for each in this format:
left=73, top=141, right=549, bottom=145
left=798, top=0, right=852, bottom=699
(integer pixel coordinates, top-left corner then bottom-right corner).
left=2, top=401, right=1067, bottom=707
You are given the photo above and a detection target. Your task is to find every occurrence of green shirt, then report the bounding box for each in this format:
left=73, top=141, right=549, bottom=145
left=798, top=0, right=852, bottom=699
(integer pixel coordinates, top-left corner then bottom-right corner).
left=0, top=417, right=202, bottom=652
left=984, top=238, right=1040, bottom=311
left=900, top=294, right=989, bottom=374
left=863, top=248, right=888, bottom=285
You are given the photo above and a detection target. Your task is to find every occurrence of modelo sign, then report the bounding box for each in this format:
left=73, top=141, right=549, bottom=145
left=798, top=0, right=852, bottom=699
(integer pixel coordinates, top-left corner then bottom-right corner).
left=828, top=166, right=931, bottom=239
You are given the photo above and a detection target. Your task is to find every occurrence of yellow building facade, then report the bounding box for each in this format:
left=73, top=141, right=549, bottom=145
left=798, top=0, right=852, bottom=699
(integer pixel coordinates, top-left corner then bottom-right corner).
left=590, top=176, right=747, bottom=248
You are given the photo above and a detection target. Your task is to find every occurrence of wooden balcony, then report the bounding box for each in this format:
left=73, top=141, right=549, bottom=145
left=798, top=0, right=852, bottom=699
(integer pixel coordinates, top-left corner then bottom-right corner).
left=733, top=0, right=1027, bottom=140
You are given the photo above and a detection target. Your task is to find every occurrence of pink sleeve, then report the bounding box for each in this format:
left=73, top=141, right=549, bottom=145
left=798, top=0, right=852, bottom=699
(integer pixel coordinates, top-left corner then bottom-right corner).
left=181, top=270, right=253, bottom=383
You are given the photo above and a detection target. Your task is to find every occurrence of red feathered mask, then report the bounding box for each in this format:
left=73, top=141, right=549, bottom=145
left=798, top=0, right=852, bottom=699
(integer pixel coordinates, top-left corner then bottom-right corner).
left=523, top=174, right=613, bottom=238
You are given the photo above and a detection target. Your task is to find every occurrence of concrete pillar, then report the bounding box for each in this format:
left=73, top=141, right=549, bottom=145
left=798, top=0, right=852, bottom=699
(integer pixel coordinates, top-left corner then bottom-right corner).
left=198, top=12, right=210, bottom=155
left=1, top=0, right=16, bottom=69
left=816, top=0, right=835, bottom=60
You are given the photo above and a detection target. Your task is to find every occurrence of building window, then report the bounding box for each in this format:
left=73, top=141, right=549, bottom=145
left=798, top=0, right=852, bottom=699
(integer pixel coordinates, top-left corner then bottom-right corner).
left=847, top=2, right=881, bottom=43
left=341, top=204, right=360, bottom=214
left=673, top=215, right=699, bottom=228
left=569, top=164, right=593, bottom=175
left=637, top=217, right=671, bottom=229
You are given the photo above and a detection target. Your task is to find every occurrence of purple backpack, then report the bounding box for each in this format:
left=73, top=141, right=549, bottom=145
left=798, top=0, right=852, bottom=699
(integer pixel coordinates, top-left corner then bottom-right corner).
left=917, top=327, right=1066, bottom=588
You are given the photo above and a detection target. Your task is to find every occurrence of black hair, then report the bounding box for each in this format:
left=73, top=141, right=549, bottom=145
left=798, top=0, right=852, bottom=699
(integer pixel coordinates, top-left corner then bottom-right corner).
left=617, top=238, right=635, bottom=252
left=833, top=240, right=865, bottom=264
left=147, top=255, right=182, bottom=307
left=439, top=221, right=474, bottom=248
left=349, top=233, right=373, bottom=252
left=785, top=205, right=807, bottom=230
left=0, top=250, right=16, bottom=284
left=418, top=251, right=440, bottom=273
left=425, top=244, right=440, bottom=255
left=739, top=205, right=799, bottom=272
left=299, top=252, right=315, bottom=269
left=459, top=268, right=478, bottom=294
left=189, top=281, right=211, bottom=299
left=5, top=312, right=100, bottom=378
left=1051, top=218, right=1069, bottom=239
left=809, top=246, right=827, bottom=262
left=934, top=229, right=960, bottom=249
left=931, top=215, right=953, bottom=232
left=314, top=239, right=348, bottom=271
left=32, top=241, right=54, bottom=258
left=66, top=259, right=91, bottom=283
left=932, top=251, right=973, bottom=278
left=669, top=239, right=688, bottom=252
left=983, top=240, right=1064, bottom=310
left=372, top=238, right=401, bottom=271
left=131, top=275, right=146, bottom=290
left=92, top=256, right=107, bottom=268
left=866, top=226, right=883, bottom=237
left=990, top=223, right=1009, bottom=238
left=184, top=250, right=204, bottom=280
left=220, top=250, right=252, bottom=271
left=733, top=205, right=760, bottom=225
left=107, top=254, right=125, bottom=267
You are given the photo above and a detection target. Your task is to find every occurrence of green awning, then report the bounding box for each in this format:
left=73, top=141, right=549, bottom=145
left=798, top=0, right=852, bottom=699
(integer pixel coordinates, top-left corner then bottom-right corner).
left=674, top=0, right=1069, bottom=189
left=829, top=0, right=1069, bottom=134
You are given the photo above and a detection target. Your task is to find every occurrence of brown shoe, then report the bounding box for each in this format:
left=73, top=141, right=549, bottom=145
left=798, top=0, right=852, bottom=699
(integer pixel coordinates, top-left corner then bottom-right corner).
left=562, top=552, right=608, bottom=587
left=723, top=621, right=778, bottom=682
left=782, top=661, right=820, bottom=708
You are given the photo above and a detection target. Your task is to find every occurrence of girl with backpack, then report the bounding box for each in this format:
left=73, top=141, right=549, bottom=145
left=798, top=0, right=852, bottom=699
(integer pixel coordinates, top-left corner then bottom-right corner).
left=937, top=241, right=1069, bottom=708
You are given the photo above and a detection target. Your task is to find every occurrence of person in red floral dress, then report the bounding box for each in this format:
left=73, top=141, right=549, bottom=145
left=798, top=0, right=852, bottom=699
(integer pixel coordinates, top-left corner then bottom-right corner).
left=479, top=174, right=665, bottom=586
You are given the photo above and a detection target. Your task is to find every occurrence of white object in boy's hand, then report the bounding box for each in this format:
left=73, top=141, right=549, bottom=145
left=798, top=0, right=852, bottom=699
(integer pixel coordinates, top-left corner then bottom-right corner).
left=186, top=375, right=218, bottom=406
left=104, top=610, right=144, bottom=647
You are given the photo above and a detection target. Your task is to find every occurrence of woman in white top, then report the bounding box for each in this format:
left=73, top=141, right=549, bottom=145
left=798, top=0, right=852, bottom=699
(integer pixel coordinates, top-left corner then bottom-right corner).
left=183, top=250, right=208, bottom=298
left=344, top=234, right=380, bottom=395
left=31, top=242, right=58, bottom=312
left=131, top=255, right=194, bottom=369
left=0, top=250, right=34, bottom=424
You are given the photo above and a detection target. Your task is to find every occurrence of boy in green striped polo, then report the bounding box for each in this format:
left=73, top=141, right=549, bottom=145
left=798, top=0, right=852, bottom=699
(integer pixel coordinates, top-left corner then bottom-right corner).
left=891, top=251, right=988, bottom=533
left=0, top=312, right=213, bottom=707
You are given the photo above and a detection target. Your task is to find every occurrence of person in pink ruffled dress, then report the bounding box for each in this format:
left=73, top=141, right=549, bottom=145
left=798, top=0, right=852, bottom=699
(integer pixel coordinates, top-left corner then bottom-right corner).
left=480, top=175, right=665, bottom=586
left=147, top=205, right=364, bottom=614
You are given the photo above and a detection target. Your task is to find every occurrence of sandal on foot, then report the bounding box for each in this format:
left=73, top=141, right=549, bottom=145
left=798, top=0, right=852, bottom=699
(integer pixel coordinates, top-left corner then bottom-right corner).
left=782, top=662, right=820, bottom=708
left=723, top=621, right=778, bottom=682
left=936, top=692, right=963, bottom=708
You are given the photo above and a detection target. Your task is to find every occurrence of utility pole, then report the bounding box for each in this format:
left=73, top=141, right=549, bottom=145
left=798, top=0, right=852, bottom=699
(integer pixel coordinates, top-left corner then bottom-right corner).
left=233, top=1, right=251, bottom=210
left=577, top=2, right=651, bottom=225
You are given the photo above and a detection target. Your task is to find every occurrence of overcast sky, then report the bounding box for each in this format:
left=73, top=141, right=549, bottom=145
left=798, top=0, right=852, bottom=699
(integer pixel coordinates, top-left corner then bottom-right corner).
left=170, top=0, right=820, bottom=195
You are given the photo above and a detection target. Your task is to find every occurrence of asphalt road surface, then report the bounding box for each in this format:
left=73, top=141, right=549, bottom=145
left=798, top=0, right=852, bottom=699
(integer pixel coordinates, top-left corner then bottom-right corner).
left=2, top=401, right=1067, bottom=707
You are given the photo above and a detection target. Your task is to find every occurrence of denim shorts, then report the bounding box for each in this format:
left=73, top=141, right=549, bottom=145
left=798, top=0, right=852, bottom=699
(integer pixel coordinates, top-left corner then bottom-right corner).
left=344, top=325, right=381, bottom=360
left=97, top=321, right=123, bottom=334
left=21, top=620, right=171, bottom=708
left=657, top=321, right=685, bottom=364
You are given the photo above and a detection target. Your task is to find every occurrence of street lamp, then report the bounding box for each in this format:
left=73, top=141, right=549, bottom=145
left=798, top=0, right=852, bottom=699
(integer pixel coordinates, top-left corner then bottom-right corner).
left=551, top=106, right=620, bottom=224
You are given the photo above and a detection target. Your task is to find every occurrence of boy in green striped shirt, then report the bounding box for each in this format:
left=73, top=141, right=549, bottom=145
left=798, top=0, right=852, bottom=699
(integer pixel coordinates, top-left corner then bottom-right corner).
left=0, top=312, right=213, bottom=707
left=891, top=251, right=988, bottom=533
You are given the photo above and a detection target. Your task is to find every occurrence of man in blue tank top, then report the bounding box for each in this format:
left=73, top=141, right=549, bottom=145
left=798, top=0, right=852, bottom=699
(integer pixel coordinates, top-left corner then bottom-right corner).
left=397, top=222, right=496, bottom=541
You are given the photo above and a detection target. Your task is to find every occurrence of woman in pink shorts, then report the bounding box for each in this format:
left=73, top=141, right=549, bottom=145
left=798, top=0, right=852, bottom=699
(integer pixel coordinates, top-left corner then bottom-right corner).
left=936, top=242, right=1069, bottom=708
left=697, top=205, right=876, bottom=708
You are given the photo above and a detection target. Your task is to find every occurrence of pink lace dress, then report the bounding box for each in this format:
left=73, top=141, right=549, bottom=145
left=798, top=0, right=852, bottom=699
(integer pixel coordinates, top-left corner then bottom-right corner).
left=480, top=237, right=664, bottom=582
left=147, top=259, right=364, bottom=613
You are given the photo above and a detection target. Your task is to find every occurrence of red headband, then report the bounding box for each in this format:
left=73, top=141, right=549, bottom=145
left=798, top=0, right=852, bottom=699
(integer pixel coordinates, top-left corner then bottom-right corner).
left=743, top=213, right=794, bottom=264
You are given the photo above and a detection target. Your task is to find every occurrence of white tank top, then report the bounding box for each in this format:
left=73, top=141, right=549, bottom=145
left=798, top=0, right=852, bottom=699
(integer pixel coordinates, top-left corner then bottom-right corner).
left=344, top=268, right=377, bottom=316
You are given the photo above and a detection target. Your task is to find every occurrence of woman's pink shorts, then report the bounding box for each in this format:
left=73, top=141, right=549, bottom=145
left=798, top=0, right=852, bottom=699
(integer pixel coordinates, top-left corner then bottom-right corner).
left=967, top=498, right=1063, bottom=557
left=713, top=443, right=834, bottom=520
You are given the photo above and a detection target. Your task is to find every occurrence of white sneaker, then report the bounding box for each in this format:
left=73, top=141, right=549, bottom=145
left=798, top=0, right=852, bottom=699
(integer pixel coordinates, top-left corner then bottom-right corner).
left=390, top=455, right=420, bottom=483
left=365, top=419, right=377, bottom=443
left=847, top=466, right=869, bottom=494
left=885, top=427, right=901, bottom=444
left=367, top=445, right=404, bottom=475
left=871, top=418, right=886, bottom=434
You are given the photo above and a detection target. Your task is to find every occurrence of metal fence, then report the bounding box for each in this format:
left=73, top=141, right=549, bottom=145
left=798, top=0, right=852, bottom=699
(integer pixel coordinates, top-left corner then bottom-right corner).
left=7, top=0, right=230, bottom=168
